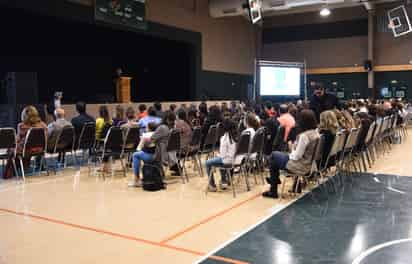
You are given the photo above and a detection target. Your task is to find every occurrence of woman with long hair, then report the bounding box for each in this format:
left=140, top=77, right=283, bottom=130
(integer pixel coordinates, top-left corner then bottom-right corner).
left=96, top=105, right=112, bottom=141
left=205, top=119, right=237, bottom=191
left=3, top=106, right=47, bottom=179
left=319, top=110, right=339, bottom=169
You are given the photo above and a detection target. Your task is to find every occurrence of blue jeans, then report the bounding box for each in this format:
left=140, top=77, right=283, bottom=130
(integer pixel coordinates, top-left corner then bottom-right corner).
left=269, top=151, right=289, bottom=186
left=205, top=157, right=228, bottom=186
left=133, top=151, right=154, bottom=179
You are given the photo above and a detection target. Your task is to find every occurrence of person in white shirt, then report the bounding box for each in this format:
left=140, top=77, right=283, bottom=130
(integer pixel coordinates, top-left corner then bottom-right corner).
left=263, top=110, right=320, bottom=199
left=205, top=119, right=237, bottom=192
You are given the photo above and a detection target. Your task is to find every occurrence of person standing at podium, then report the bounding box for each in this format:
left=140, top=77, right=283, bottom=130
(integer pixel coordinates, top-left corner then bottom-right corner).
left=113, top=67, right=123, bottom=102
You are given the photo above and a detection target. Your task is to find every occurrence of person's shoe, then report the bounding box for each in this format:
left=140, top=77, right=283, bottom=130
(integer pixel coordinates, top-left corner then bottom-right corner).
left=262, top=190, right=278, bottom=199
left=207, top=185, right=217, bottom=192
left=220, top=182, right=229, bottom=190
left=128, top=180, right=142, bottom=188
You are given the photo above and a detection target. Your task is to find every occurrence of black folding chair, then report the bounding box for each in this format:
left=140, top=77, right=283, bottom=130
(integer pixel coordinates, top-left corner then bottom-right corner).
left=18, top=127, right=48, bottom=181
left=180, top=126, right=203, bottom=178
left=120, top=126, right=140, bottom=176
left=206, top=132, right=251, bottom=198
left=0, top=128, right=18, bottom=179
left=273, top=126, right=287, bottom=152
left=47, top=126, right=76, bottom=172
left=246, top=127, right=265, bottom=184
left=96, top=127, right=123, bottom=179
left=165, top=129, right=187, bottom=183
left=201, top=125, right=218, bottom=160
left=75, top=122, right=96, bottom=168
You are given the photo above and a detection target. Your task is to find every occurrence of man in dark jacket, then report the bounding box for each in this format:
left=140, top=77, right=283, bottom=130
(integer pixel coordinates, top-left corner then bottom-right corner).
left=309, top=83, right=339, bottom=121
left=71, top=101, right=95, bottom=145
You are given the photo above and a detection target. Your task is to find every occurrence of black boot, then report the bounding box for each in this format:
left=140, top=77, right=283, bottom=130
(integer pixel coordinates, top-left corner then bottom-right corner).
left=262, top=186, right=278, bottom=199
left=169, top=164, right=181, bottom=176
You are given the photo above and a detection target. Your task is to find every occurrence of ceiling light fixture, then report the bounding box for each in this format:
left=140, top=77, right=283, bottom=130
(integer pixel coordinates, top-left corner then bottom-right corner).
left=320, top=7, right=331, bottom=17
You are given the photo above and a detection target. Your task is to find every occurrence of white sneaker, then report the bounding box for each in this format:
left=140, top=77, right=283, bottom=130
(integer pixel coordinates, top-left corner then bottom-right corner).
left=208, top=185, right=217, bottom=192
left=128, top=180, right=142, bottom=188
left=220, top=182, right=229, bottom=190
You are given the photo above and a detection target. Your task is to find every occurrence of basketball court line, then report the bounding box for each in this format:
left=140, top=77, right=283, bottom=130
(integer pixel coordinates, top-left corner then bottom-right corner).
left=0, top=207, right=249, bottom=264
left=160, top=192, right=262, bottom=244
left=193, top=183, right=323, bottom=264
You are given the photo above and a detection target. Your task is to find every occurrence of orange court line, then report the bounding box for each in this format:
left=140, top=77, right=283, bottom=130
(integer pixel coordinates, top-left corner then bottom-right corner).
left=160, top=193, right=261, bottom=244
left=0, top=208, right=249, bottom=264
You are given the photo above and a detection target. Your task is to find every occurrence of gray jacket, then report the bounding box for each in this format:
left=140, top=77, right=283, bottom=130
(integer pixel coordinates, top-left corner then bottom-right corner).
left=151, top=124, right=170, bottom=164
left=48, top=118, right=73, bottom=150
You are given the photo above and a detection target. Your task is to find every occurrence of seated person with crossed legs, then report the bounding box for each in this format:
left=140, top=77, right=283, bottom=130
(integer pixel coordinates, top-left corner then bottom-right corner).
left=263, top=110, right=320, bottom=199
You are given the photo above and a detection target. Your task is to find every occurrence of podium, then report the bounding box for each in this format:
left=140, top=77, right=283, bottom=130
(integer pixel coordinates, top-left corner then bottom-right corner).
left=116, top=76, right=132, bottom=103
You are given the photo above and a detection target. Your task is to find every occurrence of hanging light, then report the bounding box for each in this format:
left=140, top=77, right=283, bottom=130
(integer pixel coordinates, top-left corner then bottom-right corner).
left=320, top=7, right=331, bottom=17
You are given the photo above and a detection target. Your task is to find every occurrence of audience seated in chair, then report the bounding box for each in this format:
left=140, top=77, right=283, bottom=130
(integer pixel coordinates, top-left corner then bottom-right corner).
left=3, top=106, right=48, bottom=179
left=154, top=102, right=164, bottom=119
left=48, top=108, right=73, bottom=163
left=112, top=105, right=125, bottom=127
left=318, top=110, right=339, bottom=169
left=128, top=122, right=158, bottom=187
left=138, top=107, right=161, bottom=135
left=175, top=109, right=193, bottom=150
left=263, top=110, right=320, bottom=199
left=71, top=101, right=95, bottom=144
left=121, top=107, right=139, bottom=129
left=278, top=104, right=296, bottom=142
left=96, top=105, right=113, bottom=142
left=137, top=104, right=148, bottom=120
left=205, top=119, right=237, bottom=192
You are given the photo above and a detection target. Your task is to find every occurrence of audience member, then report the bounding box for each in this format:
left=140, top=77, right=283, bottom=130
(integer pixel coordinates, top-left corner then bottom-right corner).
left=128, top=122, right=158, bottom=187
left=277, top=104, right=296, bottom=141
left=3, top=106, right=48, bottom=178
left=205, top=119, right=237, bottom=192
left=175, top=109, right=193, bottom=149
left=198, top=102, right=208, bottom=126
left=71, top=101, right=95, bottom=143
left=309, top=82, right=339, bottom=120
left=138, top=107, right=161, bottom=135
left=318, top=110, right=339, bottom=169
left=121, top=107, right=139, bottom=129
left=169, top=104, right=177, bottom=113
left=137, top=104, right=148, bottom=120
left=48, top=108, right=72, bottom=151
left=263, top=110, right=320, bottom=199
left=96, top=105, right=112, bottom=142
left=112, top=105, right=125, bottom=127
left=154, top=102, right=164, bottom=119
left=264, top=101, right=276, bottom=118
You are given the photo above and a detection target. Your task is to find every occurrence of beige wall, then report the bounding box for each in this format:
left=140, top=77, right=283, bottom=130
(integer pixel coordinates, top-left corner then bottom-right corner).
left=146, top=0, right=255, bottom=75
left=262, top=36, right=368, bottom=68
left=261, top=6, right=412, bottom=68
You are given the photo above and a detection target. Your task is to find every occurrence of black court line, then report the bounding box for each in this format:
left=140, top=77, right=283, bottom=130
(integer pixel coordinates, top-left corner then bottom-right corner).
left=198, top=173, right=412, bottom=264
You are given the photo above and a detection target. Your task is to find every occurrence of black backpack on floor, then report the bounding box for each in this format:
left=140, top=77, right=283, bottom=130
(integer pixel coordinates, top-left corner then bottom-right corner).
left=142, top=162, right=165, bottom=191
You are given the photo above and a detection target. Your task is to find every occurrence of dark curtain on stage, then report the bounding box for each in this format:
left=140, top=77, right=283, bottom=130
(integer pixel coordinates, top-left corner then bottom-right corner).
left=0, top=7, right=193, bottom=104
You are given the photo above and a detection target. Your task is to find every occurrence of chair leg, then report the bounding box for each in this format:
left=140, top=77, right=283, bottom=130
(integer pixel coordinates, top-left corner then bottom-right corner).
left=19, top=157, right=25, bottom=182
left=11, top=159, right=18, bottom=180
left=119, top=157, right=126, bottom=177
left=228, top=169, right=236, bottom=198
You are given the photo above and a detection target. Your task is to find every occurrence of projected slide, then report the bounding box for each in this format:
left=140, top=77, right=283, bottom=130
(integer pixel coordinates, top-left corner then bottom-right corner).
left=260, top=66, right=301, bottom=96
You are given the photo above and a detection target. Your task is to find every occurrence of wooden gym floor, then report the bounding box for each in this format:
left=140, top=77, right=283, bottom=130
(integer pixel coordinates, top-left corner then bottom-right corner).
left=0, top=131, right=410, bottom=264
